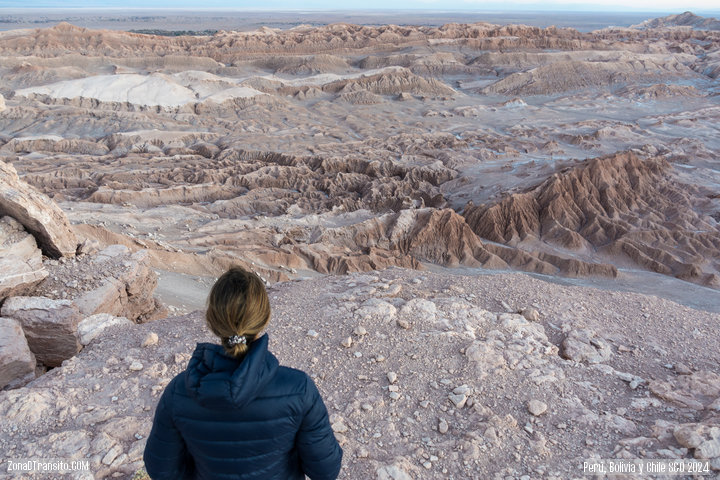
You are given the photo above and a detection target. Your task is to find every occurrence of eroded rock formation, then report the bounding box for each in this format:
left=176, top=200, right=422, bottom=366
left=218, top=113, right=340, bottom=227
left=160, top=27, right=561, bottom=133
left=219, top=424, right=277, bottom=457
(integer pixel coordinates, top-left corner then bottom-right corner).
left=464, top=152, right=720, bottom=286
left=0, top=160, right=77, bottom=258
left=0, top=216, right=47, bottom=300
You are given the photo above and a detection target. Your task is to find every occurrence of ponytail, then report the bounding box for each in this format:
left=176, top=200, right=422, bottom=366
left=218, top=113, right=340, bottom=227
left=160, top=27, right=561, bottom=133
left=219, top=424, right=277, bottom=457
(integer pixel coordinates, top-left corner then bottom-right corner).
left=206, top=266, right=270, bottom=358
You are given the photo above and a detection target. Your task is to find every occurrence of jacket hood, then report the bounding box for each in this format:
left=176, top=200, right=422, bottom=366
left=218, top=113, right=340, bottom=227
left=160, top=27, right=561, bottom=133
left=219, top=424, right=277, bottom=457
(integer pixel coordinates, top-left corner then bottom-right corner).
left=185, top=334, right=279, bottom=409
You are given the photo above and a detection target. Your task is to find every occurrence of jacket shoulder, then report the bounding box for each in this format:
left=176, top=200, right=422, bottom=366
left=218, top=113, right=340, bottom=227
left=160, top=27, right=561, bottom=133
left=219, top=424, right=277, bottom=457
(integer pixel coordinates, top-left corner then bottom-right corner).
left=260, top=366, right=312, bottom=399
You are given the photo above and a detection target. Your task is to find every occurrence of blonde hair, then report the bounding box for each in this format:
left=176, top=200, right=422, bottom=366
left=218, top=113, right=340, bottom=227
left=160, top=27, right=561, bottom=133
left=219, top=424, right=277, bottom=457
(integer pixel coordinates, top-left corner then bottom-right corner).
left=206, top=266, right=270, bottom=358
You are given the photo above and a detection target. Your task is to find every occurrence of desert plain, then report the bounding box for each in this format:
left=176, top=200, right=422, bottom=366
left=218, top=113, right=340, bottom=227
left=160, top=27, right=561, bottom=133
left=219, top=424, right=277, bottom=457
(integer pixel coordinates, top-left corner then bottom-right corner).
left=0, top=9, right=719, bottom=479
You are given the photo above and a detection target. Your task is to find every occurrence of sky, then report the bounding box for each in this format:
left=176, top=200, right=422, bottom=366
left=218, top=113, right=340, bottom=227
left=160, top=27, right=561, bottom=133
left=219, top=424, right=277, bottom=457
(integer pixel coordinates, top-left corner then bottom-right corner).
left=0, top=1, right=718, bottom=14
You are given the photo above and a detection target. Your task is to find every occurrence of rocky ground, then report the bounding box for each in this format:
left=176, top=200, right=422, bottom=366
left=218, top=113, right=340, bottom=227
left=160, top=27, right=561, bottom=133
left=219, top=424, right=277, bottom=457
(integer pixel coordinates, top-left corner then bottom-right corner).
left=1, top=268, right=719, bottom=479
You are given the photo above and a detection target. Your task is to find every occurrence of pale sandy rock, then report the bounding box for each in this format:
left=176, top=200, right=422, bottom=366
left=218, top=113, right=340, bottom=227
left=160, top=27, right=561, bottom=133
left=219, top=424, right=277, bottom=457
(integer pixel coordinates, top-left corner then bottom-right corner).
left=464, top=341, right=507, bottom=379
left=438, top=418, right=449, bottom=434
left=649, top=370, right=720, bottom=410
left=376, top=458, right=415, bottom=480
left=528, top=400, right=548, bottom=416
left=674, top=424, right=706, bottom=449
left=76, top=238, right=101, bottom=256
left=101, top=443, right=123, bottom=465
left=142, top=332, right=159, bottom=347
left=399, top=298, right=437, bottom=319
left=128, top=361, right=143, bottom=371
left=93, top=244, right=130, bottom=262
left=449, top=392, right=468, bottom=408
left=674, top=424, right=720, bottom=462
left=47, top=430, right=91, bottom=458
left=396, top=318, right=410, bottom=329
left=0, top=389, right=53, bottom=423
left=520, top=307, right=540, bottom=322
left=127, top=438, right=147, bottom=462
left=74, top=280, right=127, bottom=317
left=0, top=216, right=47, bottom=300
left=0, top=93, right=5, bottom=112
left=0, top=160, right=77, bottom=258
left=0, top=317, right=36, bottom=389
left=78, top=313, right=132, bottom=346
left=0, top=296, right=81, bottom=367
left=561, top=328, right=613, bottom=364
left=354, top=298, right=397, bottom=320
left=73, top=248, right=159, bottom=322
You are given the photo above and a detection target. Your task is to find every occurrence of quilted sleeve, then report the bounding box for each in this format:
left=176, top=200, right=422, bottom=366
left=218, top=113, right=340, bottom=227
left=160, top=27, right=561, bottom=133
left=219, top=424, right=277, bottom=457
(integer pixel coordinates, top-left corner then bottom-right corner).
left=296, top=375, right=343, bottom=480
left=143, top=380, right=195, bottom=480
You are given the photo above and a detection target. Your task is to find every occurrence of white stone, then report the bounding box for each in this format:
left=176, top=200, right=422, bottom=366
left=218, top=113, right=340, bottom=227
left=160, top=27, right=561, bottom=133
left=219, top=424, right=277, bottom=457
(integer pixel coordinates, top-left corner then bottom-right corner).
left=527, top=400, right=548, bottom=416
left=101, top=444, right=122, bottom=466
left=438, top=418, right=449, bottom=434
left=331, top=421, right=348, bottom=433
left=449, top=393, right=467, bottom=409
left=78, top=314, right=132, bottom=346
left=142, top=332, right=158, bottom=347
left=377, top=463, right=413, bottom=480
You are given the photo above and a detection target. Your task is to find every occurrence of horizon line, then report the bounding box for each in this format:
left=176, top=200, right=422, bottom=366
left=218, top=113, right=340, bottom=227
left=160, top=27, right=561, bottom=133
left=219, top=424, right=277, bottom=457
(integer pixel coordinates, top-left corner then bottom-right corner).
left=2, top=7, right=719, bottom=13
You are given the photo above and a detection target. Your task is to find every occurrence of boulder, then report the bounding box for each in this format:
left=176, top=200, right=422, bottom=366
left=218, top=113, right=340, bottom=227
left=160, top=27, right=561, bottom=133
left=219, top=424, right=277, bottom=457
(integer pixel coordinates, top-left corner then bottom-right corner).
left=0, top=160, right=77, bottom=258
left=0, top=317, right=36, bottom=389
left=674, top=423, right=720, bottom=463
left=0, top=296, right=81, bottom=367
left=73, top=247, right=159, bottom=322
left=0, top=216, right=47, bottom=300
left=561, top=328, right=613, bottom=364
left=78, top=313, right=133, bottom=346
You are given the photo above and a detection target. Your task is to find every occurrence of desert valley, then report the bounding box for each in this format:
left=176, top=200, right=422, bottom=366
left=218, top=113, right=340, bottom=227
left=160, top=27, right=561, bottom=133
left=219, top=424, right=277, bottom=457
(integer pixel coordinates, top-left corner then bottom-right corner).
left=0, top=10, right=719, bottom=479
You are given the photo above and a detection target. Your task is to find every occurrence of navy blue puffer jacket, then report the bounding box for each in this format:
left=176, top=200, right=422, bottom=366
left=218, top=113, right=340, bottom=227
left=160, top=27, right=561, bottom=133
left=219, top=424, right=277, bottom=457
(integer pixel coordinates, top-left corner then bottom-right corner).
left=143, top=335, right=342, bottom=480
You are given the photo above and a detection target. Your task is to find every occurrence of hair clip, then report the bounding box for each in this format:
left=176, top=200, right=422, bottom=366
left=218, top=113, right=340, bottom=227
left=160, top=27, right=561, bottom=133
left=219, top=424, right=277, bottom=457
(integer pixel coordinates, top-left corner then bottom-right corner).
left=227, top=335, right=247, bottom=346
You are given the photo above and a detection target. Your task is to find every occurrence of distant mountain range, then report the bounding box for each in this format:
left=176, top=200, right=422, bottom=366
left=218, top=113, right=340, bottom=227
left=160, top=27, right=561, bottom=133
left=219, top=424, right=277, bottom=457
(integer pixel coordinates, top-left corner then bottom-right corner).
left=631, top=11, right=720, bottom=30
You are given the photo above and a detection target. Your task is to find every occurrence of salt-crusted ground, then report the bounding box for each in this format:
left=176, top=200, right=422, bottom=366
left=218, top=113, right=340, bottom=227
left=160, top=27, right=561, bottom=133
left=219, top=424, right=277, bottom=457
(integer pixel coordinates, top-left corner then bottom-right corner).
left=1, top=268, right=718, bottom=479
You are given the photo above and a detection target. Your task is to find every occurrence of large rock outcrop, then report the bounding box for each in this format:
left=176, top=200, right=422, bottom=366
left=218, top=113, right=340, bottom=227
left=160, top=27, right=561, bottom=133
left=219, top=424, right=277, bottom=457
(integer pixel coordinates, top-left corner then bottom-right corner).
left=0, top=160, right=77, bottom=258
left=37, top=245, right=162, bottom=323
left=0, top=296, right=82, bottom=367
left=0, top=317, right=36, bottom=389
left=0, top=216, right=47, bottom=300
